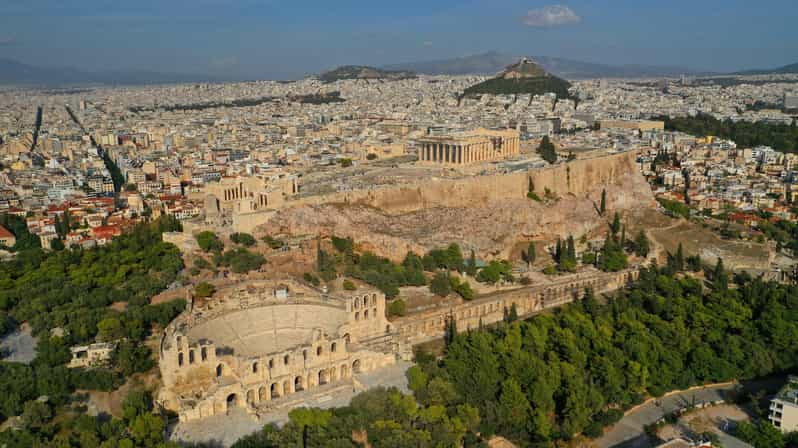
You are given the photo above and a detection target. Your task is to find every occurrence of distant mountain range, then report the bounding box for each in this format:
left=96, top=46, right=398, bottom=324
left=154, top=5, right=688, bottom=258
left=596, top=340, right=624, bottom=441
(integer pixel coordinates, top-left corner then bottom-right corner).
left=385, top=51, right=702, bottom=79
left=735, top=62, right=798, bottom=76
left=0, top=58, right=226, bottom=87
left=1, top=52, right=798, bottom=87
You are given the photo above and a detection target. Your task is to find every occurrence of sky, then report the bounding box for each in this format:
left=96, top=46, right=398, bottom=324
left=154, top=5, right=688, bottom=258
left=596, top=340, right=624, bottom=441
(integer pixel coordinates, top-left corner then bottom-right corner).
left=1, top=0, right=797, bottom=79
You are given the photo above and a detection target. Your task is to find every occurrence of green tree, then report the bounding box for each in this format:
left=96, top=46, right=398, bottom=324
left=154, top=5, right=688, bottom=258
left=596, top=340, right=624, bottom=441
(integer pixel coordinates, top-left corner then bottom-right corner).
left=524, top=242, right=536, bottom=266
left=430, top=272, right=452, bottom=297
left=610, top=212, right=621, bottom=236
left=342, top=279, right=356, bottom=290
left=600, top=188, right=607, bottom=215
left=230, top=232, right=256, bottom=247
left=537, top=135, right=558, bottom=164
left=196, top=231, right=223, bottom=252
left=387, top=299, right=407, bottom=317
left=194, top=282, right=215, bottom=298
left=288, top=407, right=332, bottom=448
left=466, top=250, right=477, bottom=276
left=21, top=400, right=52, bottom=429
left=497, top=379, right=530, bottom=439
left=634, top=230, right=650, bottom=257
left=713, top=258, right=728, bottom=290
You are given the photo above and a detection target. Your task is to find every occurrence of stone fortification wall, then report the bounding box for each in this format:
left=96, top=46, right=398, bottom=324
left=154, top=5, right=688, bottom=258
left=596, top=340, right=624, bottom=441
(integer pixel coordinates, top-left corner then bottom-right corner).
left=393, top=268, right=639, bottom=345
left=232, top=150, right=643, bottom=233
left=297, top=150, right=639, bottom=214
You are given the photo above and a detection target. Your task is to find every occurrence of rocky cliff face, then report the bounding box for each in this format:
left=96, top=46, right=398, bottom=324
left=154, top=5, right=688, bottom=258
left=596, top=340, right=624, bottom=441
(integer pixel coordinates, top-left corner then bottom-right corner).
left=257, top=152, right=654, bottom=261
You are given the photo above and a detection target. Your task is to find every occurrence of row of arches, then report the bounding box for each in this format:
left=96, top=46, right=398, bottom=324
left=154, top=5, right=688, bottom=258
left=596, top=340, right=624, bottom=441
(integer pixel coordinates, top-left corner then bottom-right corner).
left=178, top=346, right=209, bottom=367
left=221, top=360, right=362, bottom=412
left=353, top=294, right=378, bottom=310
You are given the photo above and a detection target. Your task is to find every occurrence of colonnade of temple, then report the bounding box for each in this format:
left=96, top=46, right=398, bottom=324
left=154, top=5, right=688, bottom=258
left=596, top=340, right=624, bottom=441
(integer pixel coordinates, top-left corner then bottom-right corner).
left=418, top=136, right=520, bottom=165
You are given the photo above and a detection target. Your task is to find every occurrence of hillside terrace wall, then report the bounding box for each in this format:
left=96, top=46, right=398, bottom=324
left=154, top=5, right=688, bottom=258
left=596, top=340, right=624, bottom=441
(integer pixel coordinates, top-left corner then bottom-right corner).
left=393, top=267, right=639, bottom=345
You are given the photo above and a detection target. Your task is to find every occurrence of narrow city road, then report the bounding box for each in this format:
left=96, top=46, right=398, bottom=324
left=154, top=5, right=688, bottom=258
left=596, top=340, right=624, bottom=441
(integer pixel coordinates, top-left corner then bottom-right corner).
left=596, top=384, right=738, bottom=448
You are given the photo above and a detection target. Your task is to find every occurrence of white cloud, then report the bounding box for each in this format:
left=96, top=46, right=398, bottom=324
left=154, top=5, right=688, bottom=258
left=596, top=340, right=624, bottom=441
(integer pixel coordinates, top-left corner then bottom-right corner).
left=422, top=41, right=433, bottom=47
left=522, top=5, right=581, bottom=27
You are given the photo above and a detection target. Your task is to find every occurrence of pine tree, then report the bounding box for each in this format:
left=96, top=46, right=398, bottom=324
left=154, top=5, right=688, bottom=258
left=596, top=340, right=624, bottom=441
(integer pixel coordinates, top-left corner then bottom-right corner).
left=600, top=188, right=606, bottom=216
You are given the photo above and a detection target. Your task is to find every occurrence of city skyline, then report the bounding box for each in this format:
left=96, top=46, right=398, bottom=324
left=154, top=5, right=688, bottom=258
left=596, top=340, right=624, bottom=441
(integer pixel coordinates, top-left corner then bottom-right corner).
left=1, top=0, right=797, bottom=80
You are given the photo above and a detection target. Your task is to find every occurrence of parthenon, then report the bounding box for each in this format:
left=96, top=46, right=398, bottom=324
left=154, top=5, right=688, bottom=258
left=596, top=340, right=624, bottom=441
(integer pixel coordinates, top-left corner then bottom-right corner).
left=417, top=128, right=521, bottom=165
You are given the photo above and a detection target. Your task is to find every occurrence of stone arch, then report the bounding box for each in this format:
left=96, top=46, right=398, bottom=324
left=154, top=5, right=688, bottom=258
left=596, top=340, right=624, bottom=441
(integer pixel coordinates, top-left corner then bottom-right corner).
left=201, top=347, right=207, bottom=361
left=364, top=309, right=369, bottom=319
left=295, top=375, right=305, bottom=392
left=226, top=393, right=239, bottom=410
left=331, top=342, right=337, bottom=352
left=372, top=293, right=377, bottom=305
left=343, top=334, right=351, bottom=345
left=259, top=386, right=269, bottom=402
left=340, top=363, right=349, bottom=378
left=354, top=297, right=360, bottom=309
left=216, top=364, right=223, bottom=377
left=246, top=389, right=255, bottom=404
left=355, top=311, right=360, bottom=321
left=271, top=382, right=281, bottom=399
left=178, top=352, right=184, bottom=367
left=352, top=359, right=361, bottom=374
left=189, top=350, right=195, bottom=364
left=316, top=346, right=323, bottom=356
left=252, top=361, right=259, bottom=374
left=319, top=369, right=330, bottom=385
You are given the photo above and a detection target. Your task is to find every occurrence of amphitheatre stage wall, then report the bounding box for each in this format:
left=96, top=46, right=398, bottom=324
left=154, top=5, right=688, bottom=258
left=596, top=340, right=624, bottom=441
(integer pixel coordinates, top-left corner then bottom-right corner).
left=232, top=150, right=642, bottom=232
left=394, top=267, right=639, bottom=345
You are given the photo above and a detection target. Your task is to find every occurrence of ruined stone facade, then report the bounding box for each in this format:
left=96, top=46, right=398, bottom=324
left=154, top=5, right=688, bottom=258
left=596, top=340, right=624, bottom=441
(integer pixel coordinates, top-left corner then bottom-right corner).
left=393, top=268, right=639, bottom=344
left=158, top=280, right=399, bottom=422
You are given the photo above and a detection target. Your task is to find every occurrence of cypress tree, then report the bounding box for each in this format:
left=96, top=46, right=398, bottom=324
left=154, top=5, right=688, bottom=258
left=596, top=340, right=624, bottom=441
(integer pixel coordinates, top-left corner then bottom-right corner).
left=555, top=239, right=562, bottom=264
left=600, top=188, right=606, bottom=216
left=566, top=235, right=576, bottom=263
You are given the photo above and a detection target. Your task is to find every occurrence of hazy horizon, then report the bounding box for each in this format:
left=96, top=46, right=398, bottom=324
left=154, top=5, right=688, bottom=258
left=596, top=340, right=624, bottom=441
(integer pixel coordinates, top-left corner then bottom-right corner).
left=2, top=0, right=797, bottom=80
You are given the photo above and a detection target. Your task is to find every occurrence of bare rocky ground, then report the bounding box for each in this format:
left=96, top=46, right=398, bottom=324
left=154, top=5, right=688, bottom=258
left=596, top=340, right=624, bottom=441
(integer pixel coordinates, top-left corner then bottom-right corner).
left=259, top=172, right=653, bottom=262
left=168, top=360, right=412, bottom=448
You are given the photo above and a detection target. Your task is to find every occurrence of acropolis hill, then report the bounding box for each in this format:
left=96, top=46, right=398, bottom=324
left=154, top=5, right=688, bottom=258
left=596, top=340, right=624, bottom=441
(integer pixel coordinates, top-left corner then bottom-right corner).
left=185, top=148, right=653, bottom=261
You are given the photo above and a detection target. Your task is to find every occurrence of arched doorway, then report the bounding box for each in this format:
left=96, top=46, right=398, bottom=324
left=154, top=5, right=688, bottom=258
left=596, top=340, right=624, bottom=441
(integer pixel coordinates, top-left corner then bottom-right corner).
left=318, top=369, right=329, bottom=385
left=352, top=359, right=361, bottom=374
left=216, top=364, right=223, bottom=377
left=226, top=393, right=238, bottom=410
left=295, top=376, right=304, bottom=392
left=271, top=383, right=280, bottom=399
